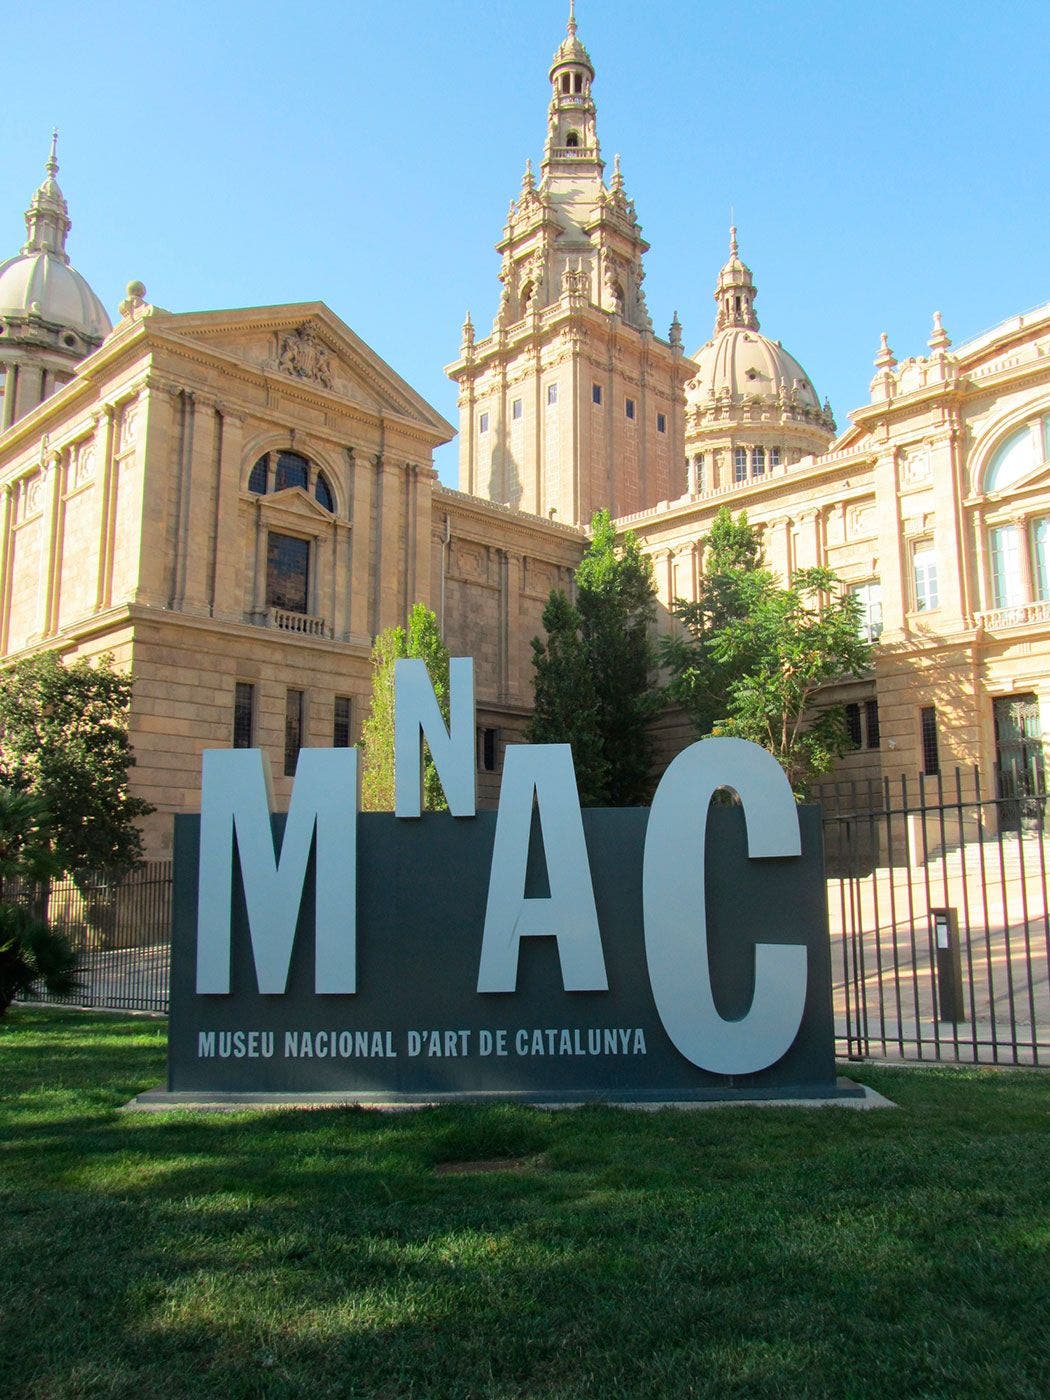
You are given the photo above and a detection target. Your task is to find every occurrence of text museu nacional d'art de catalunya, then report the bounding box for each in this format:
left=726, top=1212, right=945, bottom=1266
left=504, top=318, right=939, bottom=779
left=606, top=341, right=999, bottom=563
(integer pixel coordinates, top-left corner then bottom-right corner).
left=167, top=659, right=844, bottom=1102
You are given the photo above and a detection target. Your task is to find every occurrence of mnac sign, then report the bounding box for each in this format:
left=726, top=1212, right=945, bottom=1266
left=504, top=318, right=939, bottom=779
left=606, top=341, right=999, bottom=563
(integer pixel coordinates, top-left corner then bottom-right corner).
left=167, top=659, right=852, bottom=1103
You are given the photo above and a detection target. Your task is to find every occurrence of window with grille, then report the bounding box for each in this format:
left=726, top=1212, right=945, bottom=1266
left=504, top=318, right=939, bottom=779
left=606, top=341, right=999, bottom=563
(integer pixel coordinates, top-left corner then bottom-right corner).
left=478, top=726, right=500, bottom=772
left=333, top=695, right=352, bottom=748
left=865, top=699, right=881, bottom=750
left=233, top=682, right=254, bottom=749
left=751, top=446, right=765, bottom=476
left=734, top=447, right=747, bottom=482
left=547, top=384, right=558, bottom=406
left=921, top=705, right=940, bottom=776
left=285, top=689, right=304, bottom=777
left=657, top=413, right=666, bottom=433
left=845, top=703, right=863, bottom=750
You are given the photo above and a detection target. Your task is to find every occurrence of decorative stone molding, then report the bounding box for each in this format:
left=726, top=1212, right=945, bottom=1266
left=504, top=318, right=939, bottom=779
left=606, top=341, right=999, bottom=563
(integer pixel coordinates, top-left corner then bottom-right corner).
left=276, top=325, right=333, bottom=390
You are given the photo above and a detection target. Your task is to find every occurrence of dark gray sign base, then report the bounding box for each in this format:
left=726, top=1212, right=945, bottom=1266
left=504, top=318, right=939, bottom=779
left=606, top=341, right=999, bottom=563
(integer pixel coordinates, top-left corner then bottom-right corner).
left=170, top=805, right=841, bottom=1102
left=125, top=1076, right=883, bottom=1112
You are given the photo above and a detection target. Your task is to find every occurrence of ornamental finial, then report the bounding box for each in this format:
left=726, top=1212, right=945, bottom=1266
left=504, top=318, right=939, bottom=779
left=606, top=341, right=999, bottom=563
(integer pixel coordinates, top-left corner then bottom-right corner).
left=568, top=0, right=577, bottom=36
left=729, top=224, right=738, bottom=259
left=46, top=129, right=59, bottom=179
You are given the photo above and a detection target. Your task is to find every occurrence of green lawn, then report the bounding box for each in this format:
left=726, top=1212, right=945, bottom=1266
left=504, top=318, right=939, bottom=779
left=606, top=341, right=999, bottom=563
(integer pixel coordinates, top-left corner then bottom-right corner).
left=1, top=1009, right=1048, bottom=1399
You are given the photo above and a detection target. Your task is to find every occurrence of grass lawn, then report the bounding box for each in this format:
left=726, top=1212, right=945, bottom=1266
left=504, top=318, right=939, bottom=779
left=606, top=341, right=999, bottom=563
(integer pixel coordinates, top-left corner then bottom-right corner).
left=0, top=1009, right=1048, bottom=1399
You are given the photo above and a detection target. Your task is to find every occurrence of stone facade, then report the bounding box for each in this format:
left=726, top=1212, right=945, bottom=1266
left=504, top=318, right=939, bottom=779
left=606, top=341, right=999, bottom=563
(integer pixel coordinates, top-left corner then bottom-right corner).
left=3, top=5, right=1050, bottom=860
left=0, top=291, right=584, bottom=855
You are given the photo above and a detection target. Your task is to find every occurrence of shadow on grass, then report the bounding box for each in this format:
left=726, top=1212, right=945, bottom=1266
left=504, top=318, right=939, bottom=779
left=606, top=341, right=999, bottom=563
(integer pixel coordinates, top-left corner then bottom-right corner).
left=1, top=1008, right=1049, bottom=1399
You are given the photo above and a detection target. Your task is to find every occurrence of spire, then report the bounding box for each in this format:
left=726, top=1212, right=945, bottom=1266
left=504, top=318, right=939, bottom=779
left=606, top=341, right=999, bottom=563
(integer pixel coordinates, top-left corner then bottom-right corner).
left=713, top=225, right=759, bottom=333
left=874, top=332, right=897, bottom=369
left=611, top=153, right=624, bottom=194
left=21, top=130, right=71, bottom=261
left=928, top=310, right=951, bottom=354
left=567, top=0, right=577, bottom=35
left=520, top=157, right=536, bottom=198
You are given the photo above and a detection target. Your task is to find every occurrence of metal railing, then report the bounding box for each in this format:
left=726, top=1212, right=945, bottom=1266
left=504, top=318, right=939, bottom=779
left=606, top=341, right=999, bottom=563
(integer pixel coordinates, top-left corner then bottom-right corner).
left=15, top=771, right=1050, bottom=1067
left=819, top=768, right=1050, bottom=1065
left=12, top=861, right=172, bottom=1013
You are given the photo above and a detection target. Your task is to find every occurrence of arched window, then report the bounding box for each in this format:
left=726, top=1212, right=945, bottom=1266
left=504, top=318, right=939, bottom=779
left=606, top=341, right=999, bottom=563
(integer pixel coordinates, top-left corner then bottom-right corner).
left=574, top=73, right=583, bottom=93
left=275, top=451, right=309, bottom=492
left=561, top=73, right=570, bottom=93
left=248, top=456, right=268, bottom=494
left=519, top=282, right=534, bottom=318
left=566, top=131, right=579, bottom=149
left=984, top=422, right=1041, bottom=493
left=315, top=472, right=334, bottom=512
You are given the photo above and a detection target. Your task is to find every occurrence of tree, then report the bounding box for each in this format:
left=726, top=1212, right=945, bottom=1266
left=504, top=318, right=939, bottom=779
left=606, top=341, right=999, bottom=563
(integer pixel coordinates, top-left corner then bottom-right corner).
left=0, top=787, right=78, bottom=1017
left=662, top=509, right=875, bottom=794
left=526, top=590, right=609, bottom=806
left=660, top=506, right=765, bottom=738
left=527, top=510, right=659, bottom=805
left=696, top=566, right=872, bottom=795
left=360, top=604, right=451, bottom=812
left=0, top=652, right=152, bottom=886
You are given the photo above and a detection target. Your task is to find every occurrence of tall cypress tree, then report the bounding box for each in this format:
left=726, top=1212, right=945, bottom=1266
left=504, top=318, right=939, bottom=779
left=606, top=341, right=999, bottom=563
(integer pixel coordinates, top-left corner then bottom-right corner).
left=527, top=510, right=658, bottom=805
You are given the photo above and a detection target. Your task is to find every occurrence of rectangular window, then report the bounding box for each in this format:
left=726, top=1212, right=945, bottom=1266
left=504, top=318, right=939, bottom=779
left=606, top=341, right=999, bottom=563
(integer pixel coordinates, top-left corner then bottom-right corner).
left=267, top=532, right=310, bottom=614
left=233, top=682, right=254, bottom=749
left=865, top=698, right=881, bottom=750
left=912, top=542, right=939, bottom=611
left=512, top=398, right=522, bottom=420
left=333, top=695, right=352, bottom=748
left=752, top=446, right=765, bottom=476
left=284, top=689, right=304, bottom=777
left=592, top=383, right=602, bottom=405
left=1033, top=517, right=1050, bottom=600
left=844, top=702, right=863, bottom=750
left=921, top=705, right=940, bottom=776
left=478, top=726, right=500, bottom=773
left=625, top=398, right=635, bottom=419
left=850, top=580, right=883, bottom=642
left=990, top=524, right=1023, bottom=608
left=734, top=447, right=748, bottom=482
left=770, top=446, right=781, bottom=467
left=547, top=383, right=558, bottom=406
left=657, top=413, right=666, bottom=433
left=479, top=411, right=489, bottom=434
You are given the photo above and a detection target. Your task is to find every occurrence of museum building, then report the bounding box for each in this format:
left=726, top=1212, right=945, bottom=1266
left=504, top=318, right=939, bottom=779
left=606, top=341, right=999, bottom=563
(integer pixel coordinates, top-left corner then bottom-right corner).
left=2, top=7, right=1050, bottom=856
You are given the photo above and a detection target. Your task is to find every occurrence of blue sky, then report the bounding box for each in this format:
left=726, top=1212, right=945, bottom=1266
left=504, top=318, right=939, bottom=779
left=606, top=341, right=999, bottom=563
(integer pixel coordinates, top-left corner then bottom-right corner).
left=5, top=1, right=1048, bottom=484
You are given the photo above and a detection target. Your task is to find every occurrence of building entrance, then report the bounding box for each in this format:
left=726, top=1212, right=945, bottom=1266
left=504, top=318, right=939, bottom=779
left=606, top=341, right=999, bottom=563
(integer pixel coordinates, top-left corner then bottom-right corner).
left=993, top=694, right=1045, bottom=832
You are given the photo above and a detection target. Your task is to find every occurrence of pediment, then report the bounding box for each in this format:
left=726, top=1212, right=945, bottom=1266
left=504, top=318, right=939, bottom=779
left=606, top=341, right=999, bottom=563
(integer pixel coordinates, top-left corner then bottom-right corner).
left=257, top=485, right=334, bottom=525
left=159, top=303, right=454, bottom=441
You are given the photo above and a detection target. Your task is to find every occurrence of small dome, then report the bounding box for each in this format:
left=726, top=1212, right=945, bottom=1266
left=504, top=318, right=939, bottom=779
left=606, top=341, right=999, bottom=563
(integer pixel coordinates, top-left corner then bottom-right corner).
left=0, top=249, right=111, bottom=341
left=549, top=2, right=594, bottom=78
left=688, top=327, right=821, bottom=412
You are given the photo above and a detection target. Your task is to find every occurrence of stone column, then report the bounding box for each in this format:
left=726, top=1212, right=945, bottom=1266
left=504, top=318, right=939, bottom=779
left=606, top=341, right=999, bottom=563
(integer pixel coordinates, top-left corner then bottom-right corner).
left=0, top=484, right=13, bottom=653
left=34, top=451, right=62, bottom=638
left=348, top=448, right=373, bottom=640
left=94, top=405, right=117, bottom=612
left=211, top=410, right=244, bottom=621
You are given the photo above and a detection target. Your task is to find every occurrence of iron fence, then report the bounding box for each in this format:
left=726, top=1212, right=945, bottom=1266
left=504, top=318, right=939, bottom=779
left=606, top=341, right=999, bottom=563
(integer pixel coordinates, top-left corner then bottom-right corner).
left=822, top=768, right=1050, bottom=1065
left=14, top=772, right=1050, bottom=1066
left=12, top=861, right=172, bottom=1013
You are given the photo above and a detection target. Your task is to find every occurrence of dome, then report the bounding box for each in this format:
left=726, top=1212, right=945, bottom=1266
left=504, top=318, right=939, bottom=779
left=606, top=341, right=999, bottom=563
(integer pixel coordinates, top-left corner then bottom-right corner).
left=0, top=248, right=111, bottom=341
left=688, top=326, right=821, bottom=412
left=0, top=134, right=111, bottom=346
left=549, top=2, right=594, bottom=78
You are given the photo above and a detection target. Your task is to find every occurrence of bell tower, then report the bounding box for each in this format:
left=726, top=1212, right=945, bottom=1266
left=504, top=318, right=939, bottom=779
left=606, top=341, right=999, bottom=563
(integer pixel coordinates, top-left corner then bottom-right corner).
left=446, top=4, right=694, bottom=526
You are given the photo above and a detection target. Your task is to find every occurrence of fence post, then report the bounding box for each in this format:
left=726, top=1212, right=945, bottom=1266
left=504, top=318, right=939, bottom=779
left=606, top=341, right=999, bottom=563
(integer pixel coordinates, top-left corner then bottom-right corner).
left=931, top=907, right=966, bottom=1024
